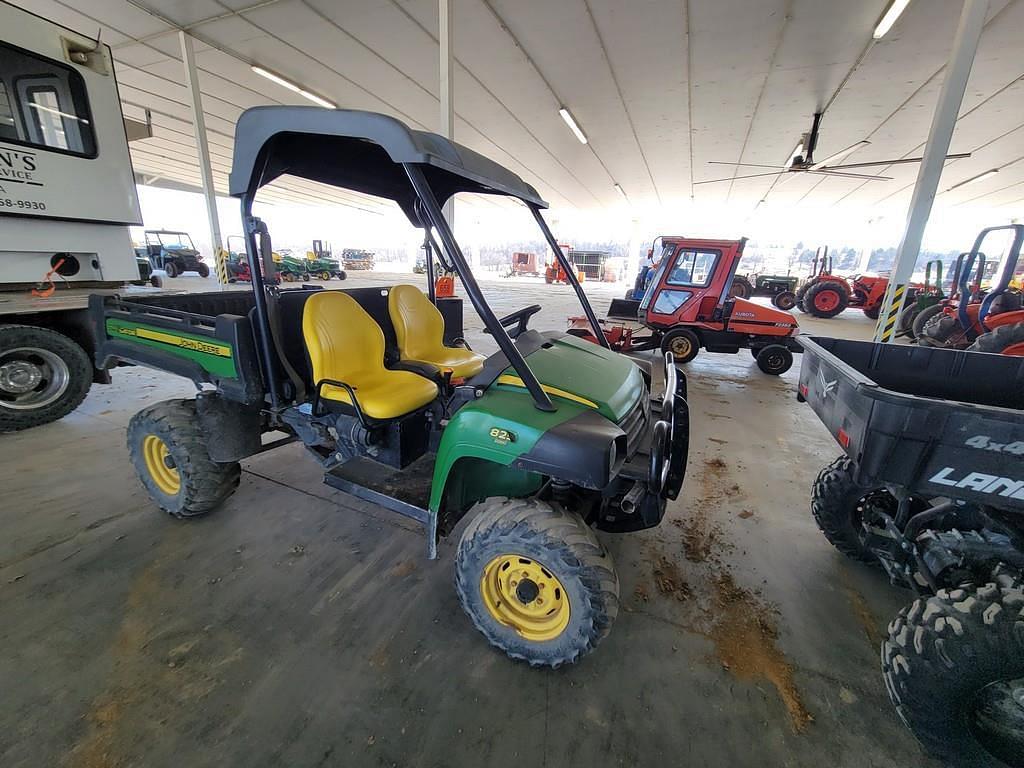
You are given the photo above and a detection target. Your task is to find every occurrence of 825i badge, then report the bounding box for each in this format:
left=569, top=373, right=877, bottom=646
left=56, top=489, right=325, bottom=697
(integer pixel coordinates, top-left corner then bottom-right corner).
left=489, top=427, right=515, bottom=445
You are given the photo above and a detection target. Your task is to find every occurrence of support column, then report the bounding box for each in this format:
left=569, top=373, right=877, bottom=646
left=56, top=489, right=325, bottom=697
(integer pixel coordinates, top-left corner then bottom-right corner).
left=439, top=0, right=456, bottom=238
left=179, top=31, right=224, bottom=279
left=873, top=0, right=988, bottom=342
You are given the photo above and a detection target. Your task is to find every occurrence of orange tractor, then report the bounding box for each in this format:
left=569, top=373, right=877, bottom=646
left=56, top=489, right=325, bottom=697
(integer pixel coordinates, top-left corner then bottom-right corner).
left=794, top=246, right=924, bottom=320
left=918, top=224, right=1024, bottom=355
left=568, top=235, right=801, bottom=375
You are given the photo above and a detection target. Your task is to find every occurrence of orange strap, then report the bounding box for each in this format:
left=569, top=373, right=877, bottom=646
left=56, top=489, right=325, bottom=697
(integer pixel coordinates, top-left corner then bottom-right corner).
left=31, top=258, right=66, bottom=298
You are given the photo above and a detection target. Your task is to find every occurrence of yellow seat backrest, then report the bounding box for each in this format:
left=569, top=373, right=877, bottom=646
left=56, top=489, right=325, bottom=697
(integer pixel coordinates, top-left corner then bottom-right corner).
left=389, top=284, right=449, bottom=362
left=303, top=291, right=387, bottom=386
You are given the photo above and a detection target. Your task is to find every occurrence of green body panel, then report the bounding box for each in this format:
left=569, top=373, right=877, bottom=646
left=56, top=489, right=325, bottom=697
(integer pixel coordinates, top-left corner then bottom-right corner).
left=105, top=318, right=238, bottom=379
left=754, top=274, right=798, bottom=290
left=306, top=257, right=342, bottom=273
left=428, top=333, right=644, bottom=512
left=500, top=333, right=644, bottom=421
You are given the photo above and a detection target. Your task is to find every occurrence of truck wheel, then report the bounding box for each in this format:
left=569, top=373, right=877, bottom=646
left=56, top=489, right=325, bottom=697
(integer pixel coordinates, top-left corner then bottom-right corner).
left=804, top=281, right=849, bottom=318
left=810, top=456, right=887, bottom=565
left=164, top=261, right=179, bottom=278
left=0, top=325, right=92, bottom=432
left=911, top=304, right=944, bottom=342
left=197, top=263, right=210, bottom=278
left=968, top=323, right=1024, bottom=356
left=455, top=497, right=619, bottom=668
left=660, top=328, right=700, bottom=364
left=773, top=291, right=797, bottom=310
left=127, top=399, right=240, bottom=518
left=755, top=344, right=792, bottom=375
left=883, top=569, right=1024, bottom=768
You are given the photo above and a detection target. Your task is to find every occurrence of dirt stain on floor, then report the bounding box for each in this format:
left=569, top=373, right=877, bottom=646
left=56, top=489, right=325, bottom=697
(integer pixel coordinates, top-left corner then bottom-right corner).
left=842, top=579, right=883, bottom=648
left=651, top=456, right=813, bottom=734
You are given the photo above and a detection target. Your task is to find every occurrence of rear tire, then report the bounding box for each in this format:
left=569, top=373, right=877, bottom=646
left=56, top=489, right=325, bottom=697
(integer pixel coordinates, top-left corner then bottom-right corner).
left=863, top=305, right=881, bottom=320
left=968, top=323, right=1024, bottom=356
left=882, top=570, right=1024, bottom=768
left=810, top=456, right=885, bottom=565
left=164, top=261, right=179, bottom=278
left=804, top=280, right=849, bottom=318
left=660, top=328, right=701, bottom=364
left=0, top=324, right=92, bottom=432
left=730, top=276, right=753, bottom=299
left=455, top=497, right=619, bottom=668
left=918, top=312, right=963, bottom=348
left=127, top=399, right=240, bottom=517
left=755, top=344, right=792, bottom=375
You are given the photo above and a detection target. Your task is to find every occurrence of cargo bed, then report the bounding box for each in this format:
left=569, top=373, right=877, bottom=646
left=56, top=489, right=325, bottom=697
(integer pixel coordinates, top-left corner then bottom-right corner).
left=797, top=336, right=1024, bottom=510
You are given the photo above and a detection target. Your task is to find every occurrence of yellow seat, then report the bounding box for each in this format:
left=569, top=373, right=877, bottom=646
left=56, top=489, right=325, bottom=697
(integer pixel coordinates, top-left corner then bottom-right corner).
left=388, top=285, right=486, bottom=379
left=303, top=291, right=438, bottom=420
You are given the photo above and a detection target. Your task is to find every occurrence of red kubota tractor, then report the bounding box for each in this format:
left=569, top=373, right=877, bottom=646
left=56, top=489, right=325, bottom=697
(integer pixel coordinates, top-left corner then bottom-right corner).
left=568, top=235, right=801, bottom=375
left=919, top=224, right=1024, bottom=355
left=794, top=246, right=923, bottom=320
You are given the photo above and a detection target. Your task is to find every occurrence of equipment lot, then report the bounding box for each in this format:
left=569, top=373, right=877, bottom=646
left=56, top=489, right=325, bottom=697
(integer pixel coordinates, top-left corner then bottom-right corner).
left=0, top=272, right=934, bottom=767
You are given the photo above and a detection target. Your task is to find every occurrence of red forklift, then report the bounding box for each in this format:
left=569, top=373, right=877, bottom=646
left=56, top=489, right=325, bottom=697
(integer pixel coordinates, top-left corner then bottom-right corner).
left=568, top=235, right=801, bottom=375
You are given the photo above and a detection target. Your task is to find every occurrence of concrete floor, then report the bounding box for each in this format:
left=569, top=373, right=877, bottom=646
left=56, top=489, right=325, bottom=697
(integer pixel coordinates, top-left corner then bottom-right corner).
left=0, top=271, right=938, bottom=768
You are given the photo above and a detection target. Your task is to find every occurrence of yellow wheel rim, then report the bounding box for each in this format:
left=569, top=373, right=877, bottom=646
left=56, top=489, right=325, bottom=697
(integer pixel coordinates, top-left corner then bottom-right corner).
left=142, top=434, right=180, bottom=495
left=670, top=336, right=691, bottom=358
left=480, top=554, right=570, bottom=642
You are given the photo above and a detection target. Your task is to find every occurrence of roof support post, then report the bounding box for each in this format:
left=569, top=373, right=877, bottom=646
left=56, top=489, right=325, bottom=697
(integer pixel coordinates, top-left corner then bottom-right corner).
left=438, top=0, right=456, bottom=235
left=179, top=31, right=224, bottom=276
left=873, top=0, right=988, bottom=343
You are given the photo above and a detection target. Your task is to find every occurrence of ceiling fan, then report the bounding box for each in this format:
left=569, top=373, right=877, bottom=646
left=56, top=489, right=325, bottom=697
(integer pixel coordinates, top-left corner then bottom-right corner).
left=696, top=112, right=971, bottom=185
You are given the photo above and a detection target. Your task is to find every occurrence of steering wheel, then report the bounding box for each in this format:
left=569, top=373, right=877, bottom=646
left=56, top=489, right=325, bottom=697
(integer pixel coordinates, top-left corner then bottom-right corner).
left=491, top=304, right=542, bottom=339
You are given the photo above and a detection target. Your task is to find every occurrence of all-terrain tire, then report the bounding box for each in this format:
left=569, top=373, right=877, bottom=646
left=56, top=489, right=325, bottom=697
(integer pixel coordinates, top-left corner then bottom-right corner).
left=804, top=280, right=850, bottom=318
left=968, top=323, right=1024, bottom=356
left=0, top=324, right=93, bottom=432
left=164, top=261, right=179, bottom=278
left=810, top=456, right=884, bottom=564
left=455, top=497, right=619, bottom=668
left=196, top=262, right=210, bottom=278
left=882, top=569, right=1024, bottom=767
left=127, top=399, right=240, bottom=517
left=911, top=304, right=944, bottom=342
left=918, top=311, right=962, bottom=348
left=795, top=283, right=811, bottom=313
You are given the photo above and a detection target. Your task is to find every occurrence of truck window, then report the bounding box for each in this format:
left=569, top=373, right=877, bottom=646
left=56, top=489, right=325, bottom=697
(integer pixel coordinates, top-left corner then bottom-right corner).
left=0, top=42, right=96, bottom=157
left=667, top=249, right=719, bottom=288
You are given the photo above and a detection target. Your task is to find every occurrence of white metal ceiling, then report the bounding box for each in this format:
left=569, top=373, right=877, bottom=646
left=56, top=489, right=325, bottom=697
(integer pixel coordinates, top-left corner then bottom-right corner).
left=10, top=0, right=1024, bottom=217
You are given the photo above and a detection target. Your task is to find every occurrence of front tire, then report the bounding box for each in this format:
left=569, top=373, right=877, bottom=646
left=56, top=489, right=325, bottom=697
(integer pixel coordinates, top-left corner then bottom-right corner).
left=127, top=399, right=240, bottom=517
left=455, top=497, right=619, bottom=668
left=196, top=263, right=210, bottom=278
left=660, top=328, right=701, bottom=364
left=0, top=324, right=92, bottom=432
left=911, top=303, right=944, bottom=342
left=773, top=290, right=797, bottom=310
left=883, top=570, right=1024, bottom=768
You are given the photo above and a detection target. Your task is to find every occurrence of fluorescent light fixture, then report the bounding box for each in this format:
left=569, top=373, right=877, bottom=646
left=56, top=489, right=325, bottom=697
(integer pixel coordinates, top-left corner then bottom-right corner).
left=614, top=183, right=627, bottom=200
left=950, top=168, right=999, bottom=190
left=27, top=102, right=90, bottom=124
left=252, top=65, right=336, bottom=108
left=874, top=0, right=911, bottom=39
left=559, top=107, right=588, bottom=144
left=812, top=140, right=870, bottom=169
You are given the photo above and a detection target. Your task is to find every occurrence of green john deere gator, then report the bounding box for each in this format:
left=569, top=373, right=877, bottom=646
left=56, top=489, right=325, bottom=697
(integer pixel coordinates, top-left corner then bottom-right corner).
left=90, top=106, right=689, bottom=667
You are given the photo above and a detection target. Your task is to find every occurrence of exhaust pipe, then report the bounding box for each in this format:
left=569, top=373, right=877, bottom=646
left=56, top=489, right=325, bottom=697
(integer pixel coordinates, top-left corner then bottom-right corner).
left=620, top=482, right=645, bottom=514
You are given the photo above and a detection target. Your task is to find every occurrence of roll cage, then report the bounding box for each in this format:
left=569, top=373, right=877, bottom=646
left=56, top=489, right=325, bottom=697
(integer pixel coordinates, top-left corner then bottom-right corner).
left=228, top=106, right=609, bottom=414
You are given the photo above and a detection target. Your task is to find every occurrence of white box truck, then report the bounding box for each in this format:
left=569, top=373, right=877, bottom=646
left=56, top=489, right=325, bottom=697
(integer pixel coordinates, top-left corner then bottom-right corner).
left=0, top=1, right=165, bottom=430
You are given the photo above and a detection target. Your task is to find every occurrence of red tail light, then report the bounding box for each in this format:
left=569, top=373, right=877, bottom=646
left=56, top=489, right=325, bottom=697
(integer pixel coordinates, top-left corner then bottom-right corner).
left=837, top=427, right=851, bottom=448
left=798, top=383, right=808, bottom=398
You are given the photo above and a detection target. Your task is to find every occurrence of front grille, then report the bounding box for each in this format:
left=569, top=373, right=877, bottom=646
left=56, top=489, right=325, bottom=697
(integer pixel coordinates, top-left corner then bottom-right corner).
left=618, top=396, right=648, bottom=458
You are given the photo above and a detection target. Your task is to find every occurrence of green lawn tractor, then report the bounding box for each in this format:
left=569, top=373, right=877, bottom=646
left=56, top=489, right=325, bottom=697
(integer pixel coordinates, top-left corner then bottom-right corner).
left=91, top=106, right=689, bottom=667
left=896, top=258, right=944, bottom=340
left=274, top=249, right=311, bottom=282
left=306, top=240, right=347, bottom=281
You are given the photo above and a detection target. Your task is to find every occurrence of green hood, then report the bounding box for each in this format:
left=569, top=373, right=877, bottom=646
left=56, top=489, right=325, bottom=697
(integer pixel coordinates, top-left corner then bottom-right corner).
left=493, top=333, right=644, bottom=421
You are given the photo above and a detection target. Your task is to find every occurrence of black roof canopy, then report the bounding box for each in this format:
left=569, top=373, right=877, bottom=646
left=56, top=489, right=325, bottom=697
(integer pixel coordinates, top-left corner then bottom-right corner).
left=229, top=106, right=547, bottom=220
